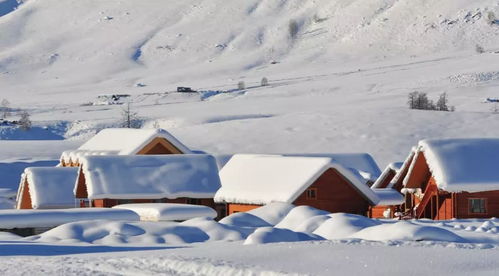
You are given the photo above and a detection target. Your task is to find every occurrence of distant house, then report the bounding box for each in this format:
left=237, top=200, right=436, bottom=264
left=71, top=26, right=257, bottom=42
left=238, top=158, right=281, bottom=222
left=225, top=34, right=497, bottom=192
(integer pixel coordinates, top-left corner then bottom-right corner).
left=75, top=155, right=221, bottom=209
left=214, top=154, right=385, bottom=217
left=60, top=128, right=191, bottom=166
left=16, top=167, right=79, bottom=209
left=395, top=139, right=499, bottom=220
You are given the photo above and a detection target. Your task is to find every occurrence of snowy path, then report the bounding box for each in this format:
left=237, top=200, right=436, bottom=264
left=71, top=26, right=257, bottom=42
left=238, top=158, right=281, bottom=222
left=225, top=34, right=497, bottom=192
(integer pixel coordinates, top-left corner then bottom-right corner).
left=0, top=241, right=497, bottom=275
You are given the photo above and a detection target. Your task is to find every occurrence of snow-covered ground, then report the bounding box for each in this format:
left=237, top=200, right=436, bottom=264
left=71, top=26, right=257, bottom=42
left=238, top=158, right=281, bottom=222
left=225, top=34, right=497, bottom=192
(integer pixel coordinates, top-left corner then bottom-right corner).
left=1, top=204, right=499, bottom=275
left=1, top=0, right=499, bottom=274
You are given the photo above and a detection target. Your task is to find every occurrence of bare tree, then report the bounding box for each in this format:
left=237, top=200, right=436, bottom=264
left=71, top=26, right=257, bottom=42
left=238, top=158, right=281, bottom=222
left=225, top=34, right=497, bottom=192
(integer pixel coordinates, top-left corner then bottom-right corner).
left=436, top=92, right=449, bottom=111
left=1, top=99, right=10, bottom=119
left=408, top=91, right=419, bottom=109
left=18, top=111, right=32, bottom=130
left=261, top=77, right=269, bottom=86
left=288, top=19, right=299, bottom=39
left=121, top=102, right=141, bottom=128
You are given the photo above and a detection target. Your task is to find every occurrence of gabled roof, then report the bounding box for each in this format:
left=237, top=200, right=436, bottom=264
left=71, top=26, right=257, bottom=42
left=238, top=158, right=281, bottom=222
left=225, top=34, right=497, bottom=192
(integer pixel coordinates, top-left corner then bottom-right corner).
left=17, top=167, right=79, bottom=209
left=61, top=128, right=191, bottom=164
left=412, top=138, right=499, bottom=192
left=77, top=154, right=221, bottom=200
left=214, top=154, right=379, bottom=205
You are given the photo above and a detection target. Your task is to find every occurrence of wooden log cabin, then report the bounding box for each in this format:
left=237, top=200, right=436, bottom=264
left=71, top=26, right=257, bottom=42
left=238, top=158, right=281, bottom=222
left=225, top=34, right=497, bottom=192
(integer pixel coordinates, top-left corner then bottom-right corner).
left=214, top=154, right=387, bottom=217
left=60, top=128, right=191, bottom=167
left=395, top=139, right=499, bottom=220
left=74, top=154, right=221, bottom=209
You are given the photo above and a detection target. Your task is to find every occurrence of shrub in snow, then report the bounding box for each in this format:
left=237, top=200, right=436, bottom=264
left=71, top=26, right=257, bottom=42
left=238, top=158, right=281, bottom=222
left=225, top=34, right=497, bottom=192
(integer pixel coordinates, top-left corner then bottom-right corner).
left=18, top=110, right=32, bottom=130
left=1, top=99, right=10, bottom=119
left=261, top=77, right=269, bottom=86
left=408, top=92, right=454, bottom=112
left=475, top=44, right=485, bottom=54
left=237, top=81, right=245, bottom=90
left=288, top=19, right=299, bottom=39
left=219, top=212, right=272, bottom=228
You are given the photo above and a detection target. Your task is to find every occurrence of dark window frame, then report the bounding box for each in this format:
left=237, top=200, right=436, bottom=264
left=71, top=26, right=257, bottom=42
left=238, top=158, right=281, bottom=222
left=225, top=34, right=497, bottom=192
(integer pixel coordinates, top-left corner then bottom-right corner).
left=468, top=198, right=487, bottom=214
left=305, top=188, right=318, bottom=200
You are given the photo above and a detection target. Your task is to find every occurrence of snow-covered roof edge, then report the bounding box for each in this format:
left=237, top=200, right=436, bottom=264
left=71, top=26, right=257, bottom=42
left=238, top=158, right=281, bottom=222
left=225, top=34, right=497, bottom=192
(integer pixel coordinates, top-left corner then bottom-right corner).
left=214, top=155, right=379, bottom=205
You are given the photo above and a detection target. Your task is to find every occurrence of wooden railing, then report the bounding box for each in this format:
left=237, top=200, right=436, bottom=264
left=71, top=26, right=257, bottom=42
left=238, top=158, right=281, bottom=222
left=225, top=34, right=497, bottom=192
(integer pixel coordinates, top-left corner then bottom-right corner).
left=415, top=184, right=438, bottom=219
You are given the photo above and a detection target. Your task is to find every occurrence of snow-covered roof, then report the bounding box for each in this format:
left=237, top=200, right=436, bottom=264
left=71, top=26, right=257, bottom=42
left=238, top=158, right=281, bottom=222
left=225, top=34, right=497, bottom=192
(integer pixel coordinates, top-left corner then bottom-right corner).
left=60, top=128, right=191, bottom=164
left=372, top=188, right=404, bottom=206
left=17, top=167, right=79, bottom=209
left=214, top=154, right=379, bottom=205
left=113, top=203, right=217, bottom=221
left=282, top=153, right=382, bottom=182
left=78, top=154, right=221, bottom=200
left=417, top=138, right=499, bottom=192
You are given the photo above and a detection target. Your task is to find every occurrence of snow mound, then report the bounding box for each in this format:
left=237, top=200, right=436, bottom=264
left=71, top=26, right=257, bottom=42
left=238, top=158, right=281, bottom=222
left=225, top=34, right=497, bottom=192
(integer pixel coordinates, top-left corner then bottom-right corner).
left=113, top=203, right=217, bottom=221
left=220, top=202, right=294, bottom=227
left=275, top=205, right=329, bottom=230
left=351, top=221, right=467, bottom=243
left=314, top=213, right=381, bottom=240
left=0, top=208, right=139, bottom=229
left=244, top=227, right=323, bottom=245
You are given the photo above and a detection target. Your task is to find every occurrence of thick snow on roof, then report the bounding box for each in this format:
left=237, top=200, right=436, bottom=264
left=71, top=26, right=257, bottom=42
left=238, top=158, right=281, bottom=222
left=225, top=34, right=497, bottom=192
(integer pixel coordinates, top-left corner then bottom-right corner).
left=418, top=138, right=499, bottom=192
left=61, top=128, right=191, bottom=163
left=113, top=203, right=217, bottom=221
left=19, top=167, right=79, bottom=209
left=79, top=154, right=221, bottom=199
left=372, top=189, right=404, bottom=206
left=214, top=154, right=378, bottom=205
left=0, top=208, right=139, bottom=229
left=283, top=153, right=381, bottom=182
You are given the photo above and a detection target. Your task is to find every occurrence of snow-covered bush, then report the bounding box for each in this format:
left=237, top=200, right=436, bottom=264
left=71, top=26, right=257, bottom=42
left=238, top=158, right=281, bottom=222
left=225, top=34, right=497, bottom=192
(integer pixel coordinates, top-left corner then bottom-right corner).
left=288, top=19, right=299, bottom=39
left=261, top=77, right=269, bottom=87
left=18, top=111, right=32, bottom=130
left=237, top=81, right=246, bottom=90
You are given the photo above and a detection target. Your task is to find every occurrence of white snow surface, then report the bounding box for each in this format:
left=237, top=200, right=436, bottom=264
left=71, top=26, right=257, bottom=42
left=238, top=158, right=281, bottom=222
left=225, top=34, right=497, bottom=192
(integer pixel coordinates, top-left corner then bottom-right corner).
left=215, top=154, right=379, bottom=205
left=6, top=204, right=499, bottom=247
left=419, top=138, right=499, bottom=192
left=18, top=167, right=78, bottom=209
left=112, top=203, right=217, bottom=221
left=1, top=204, right=499, bottom=275
left=79, top=154, right=221, bottom=199
left=0, top=208, right=139, bottom=229
left=372, top=188, right=405, bottom=206
left=61, top=128, right=191, bottom=164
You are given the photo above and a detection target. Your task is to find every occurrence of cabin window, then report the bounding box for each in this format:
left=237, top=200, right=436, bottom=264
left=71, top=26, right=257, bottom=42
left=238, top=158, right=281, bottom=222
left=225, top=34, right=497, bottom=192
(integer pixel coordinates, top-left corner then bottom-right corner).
left=306, top=188, right=317, bottom=200
left=469, top=198, right=486, bottom=214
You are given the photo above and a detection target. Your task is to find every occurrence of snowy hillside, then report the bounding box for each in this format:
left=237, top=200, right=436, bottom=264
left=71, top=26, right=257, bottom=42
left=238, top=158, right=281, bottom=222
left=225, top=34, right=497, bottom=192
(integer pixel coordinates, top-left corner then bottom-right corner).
left=0, top=0, right=498, bottom=168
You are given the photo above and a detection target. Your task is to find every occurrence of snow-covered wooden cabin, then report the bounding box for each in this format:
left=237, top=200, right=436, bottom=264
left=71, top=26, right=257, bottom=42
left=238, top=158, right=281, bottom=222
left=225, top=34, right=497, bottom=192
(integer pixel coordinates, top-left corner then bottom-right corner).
left=60, top=128, right=191, bottom=167
left=75, top=154, right=221, bottom=208
left=214, top=154, right=385, bottom=216
left=368, top=160, right=410, bottom=219
left=16, top=167, right=79, bottom=209
left=397, top=139, right=499, bottom=220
